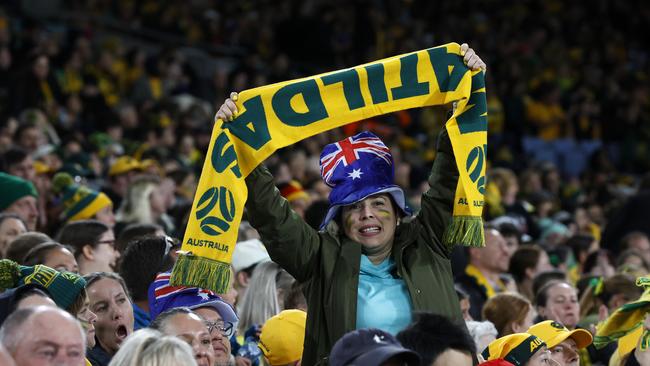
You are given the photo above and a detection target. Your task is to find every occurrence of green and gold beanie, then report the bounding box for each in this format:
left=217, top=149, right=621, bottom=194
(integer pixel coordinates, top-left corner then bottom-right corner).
left=52, top=172, right=113, bottom=222
left=0, top=259, right=86, bottom=310
left=0, top=172, right=38, bottom=211
left=482, top=333, right=547, bottom=366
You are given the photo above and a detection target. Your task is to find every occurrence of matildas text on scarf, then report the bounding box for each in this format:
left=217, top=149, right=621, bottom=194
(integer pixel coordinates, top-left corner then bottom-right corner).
left=171, top=42, right=488, bottom=293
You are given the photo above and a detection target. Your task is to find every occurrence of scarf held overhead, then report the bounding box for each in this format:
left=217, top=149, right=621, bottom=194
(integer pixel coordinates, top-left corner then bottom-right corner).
left=170, top=42, right=488, bottom=293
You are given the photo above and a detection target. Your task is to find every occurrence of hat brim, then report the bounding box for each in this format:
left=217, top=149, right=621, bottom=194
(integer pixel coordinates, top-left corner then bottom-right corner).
left=352, top=345, right=420, bottom=366
left=189, top=299, right=239, bottom=326
left=320, top=186, right=410, bottom=230
left=547, top=328, right=593, bottom=350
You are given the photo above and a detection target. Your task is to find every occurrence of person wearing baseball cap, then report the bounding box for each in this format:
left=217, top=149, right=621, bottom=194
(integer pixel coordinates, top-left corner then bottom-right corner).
left=259, top=309, right=307, bottom=366
left=481, top=333, right=551, bottom=366
left=528, top=320, right=592, bottom=366
left=231, top=238, right=271, bottom=305
left=329, top=328, right=420, bottom=366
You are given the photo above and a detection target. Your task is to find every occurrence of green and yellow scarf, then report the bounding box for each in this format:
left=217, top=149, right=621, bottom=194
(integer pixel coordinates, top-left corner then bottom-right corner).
left=594, top=277, right=650, bottom=354
left=171, top=42, right=488, bottom=293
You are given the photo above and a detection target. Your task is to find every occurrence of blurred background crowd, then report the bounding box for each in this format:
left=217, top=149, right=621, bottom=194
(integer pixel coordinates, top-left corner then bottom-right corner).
left=0, top=0, right=649, bottom=366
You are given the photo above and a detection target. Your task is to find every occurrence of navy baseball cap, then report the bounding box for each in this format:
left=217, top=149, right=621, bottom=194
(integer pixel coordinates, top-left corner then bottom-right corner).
left=330, top=328, right=420, bottom=366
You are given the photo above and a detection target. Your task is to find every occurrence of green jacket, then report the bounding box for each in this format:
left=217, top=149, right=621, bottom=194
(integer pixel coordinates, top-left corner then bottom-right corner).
left=245, top=128, right=462, bottom=366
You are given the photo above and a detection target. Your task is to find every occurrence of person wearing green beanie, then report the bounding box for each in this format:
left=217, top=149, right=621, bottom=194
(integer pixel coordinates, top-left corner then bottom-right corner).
left=0, top=172, right=39, bottom=230
left=0, top=258, right=86, bottom=312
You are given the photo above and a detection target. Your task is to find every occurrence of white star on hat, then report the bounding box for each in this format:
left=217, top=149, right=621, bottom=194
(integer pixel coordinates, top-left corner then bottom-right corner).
left=197, top=292, right=210, bottom=300
left=348, top=168, right=363, bottom=180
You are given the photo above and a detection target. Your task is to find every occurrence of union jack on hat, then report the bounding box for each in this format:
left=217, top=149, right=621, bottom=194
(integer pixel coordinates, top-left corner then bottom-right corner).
left=147, top=272, right=238, bottom=326
left=319, top=131, right=411, bottom=229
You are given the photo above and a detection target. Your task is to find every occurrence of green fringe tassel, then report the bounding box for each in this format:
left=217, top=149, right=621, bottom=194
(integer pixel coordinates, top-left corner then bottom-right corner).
left=442, top=215, right=485, bottom=248
left=169, top=254, right=231, bottom=294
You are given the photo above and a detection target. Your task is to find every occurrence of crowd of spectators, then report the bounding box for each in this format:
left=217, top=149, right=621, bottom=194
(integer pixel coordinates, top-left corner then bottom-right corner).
left=1, top=1, right=650, bottom=366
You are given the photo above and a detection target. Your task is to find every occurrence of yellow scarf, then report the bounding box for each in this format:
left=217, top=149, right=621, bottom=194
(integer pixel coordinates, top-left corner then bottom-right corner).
left=595, top=277, right=650, bottom=352
left=171, top=42, right=487, bottom=293
left=465, top=264, right=505, bottom=299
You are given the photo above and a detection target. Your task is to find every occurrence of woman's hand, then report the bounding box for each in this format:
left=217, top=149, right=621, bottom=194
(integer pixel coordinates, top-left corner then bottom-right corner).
left=215, top=92, right=240, bottom=122
left=460, top=43, right=487, bottom=72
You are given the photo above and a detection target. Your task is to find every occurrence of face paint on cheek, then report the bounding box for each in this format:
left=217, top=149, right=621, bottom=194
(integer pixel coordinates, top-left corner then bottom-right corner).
left=377, top=210, right=392, bottom=218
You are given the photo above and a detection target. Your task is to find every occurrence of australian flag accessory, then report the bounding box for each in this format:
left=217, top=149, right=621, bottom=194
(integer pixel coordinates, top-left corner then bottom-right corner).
left=318, top=131, right=411, bottom=229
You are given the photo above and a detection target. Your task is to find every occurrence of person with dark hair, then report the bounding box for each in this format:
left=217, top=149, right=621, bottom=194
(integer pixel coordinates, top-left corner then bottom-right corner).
left=0, top=213, right=26, bottom=258
left=303, top=198, right=330, bottom=231
left=283, top=279, right=307, bottom=312
left=23, top=240, right=78, bottom=273
left=4, top=231, right=50, bottom=263
left=119, top=236, right=176, bottom=329
left=149, top=307, right=216, bottom=366
left=84, top=272, right=135, bottom=366
left=58, top=219, right=119, bottom=275
left=115, top=222, right=165, bottom=254
left=564, top=234, right=597, bottom=276
left=397, top=313, right=475, bottom=366
left=535, top=280, right=580, bottom=331
left=0, top=147, right=35, bottom=182
left=509, top=245, right=553, bottom=301
left=217, top=45, right=486, bottom=364
left=531, top=270, right=567, bottom=301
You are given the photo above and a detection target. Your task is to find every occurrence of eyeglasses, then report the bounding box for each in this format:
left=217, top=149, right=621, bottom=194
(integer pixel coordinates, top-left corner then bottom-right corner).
left=205, top=319, right=234, bottom=338
left=96, top=239, right=116, bottom=247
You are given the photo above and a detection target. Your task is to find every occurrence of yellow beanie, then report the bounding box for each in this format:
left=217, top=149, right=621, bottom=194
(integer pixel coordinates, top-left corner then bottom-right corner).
left=52, top=173, right=113, bottom=222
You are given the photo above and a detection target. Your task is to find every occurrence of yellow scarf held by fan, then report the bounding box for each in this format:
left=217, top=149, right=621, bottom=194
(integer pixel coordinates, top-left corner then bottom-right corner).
left=170, top=42, right=488, bottom=293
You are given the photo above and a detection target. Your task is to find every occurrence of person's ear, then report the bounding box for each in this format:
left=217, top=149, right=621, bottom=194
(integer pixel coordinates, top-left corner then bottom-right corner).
left=81, top=244, right=95, bottom=261
left=525, top=267, right=535, bottom=280
left=236, top=271, right=249, bottom=287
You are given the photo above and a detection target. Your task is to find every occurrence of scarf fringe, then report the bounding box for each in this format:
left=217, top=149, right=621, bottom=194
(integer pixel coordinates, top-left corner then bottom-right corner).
left=169, top=254, right=231, bottom=294
left=443, top=215, right=485, bottom=248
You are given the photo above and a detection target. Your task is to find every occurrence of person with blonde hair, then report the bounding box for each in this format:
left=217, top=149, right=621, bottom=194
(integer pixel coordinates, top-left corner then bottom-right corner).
left=237, top=261, right=295, bottom=335
left=108, top=328, right=197, bottom=366
left=482, top=292, right=536, bottom=337
left=115, top=175, right=173, bottom=235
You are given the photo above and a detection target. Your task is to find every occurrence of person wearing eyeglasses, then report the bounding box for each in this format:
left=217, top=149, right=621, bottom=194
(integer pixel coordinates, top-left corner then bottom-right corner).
left=57, top=219, right=120, bottom=275
left=149, top=307, right=215, bottom=366
left=148, top=271, right=240, bottom=366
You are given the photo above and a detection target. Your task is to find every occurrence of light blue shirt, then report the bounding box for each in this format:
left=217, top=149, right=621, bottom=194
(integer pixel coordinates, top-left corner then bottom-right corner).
left=356, top=255, right=413, bottom=335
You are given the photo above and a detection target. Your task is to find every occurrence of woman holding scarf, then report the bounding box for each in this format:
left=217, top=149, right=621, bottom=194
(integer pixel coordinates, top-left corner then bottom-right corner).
left=216, top=44, right=486, bottom=365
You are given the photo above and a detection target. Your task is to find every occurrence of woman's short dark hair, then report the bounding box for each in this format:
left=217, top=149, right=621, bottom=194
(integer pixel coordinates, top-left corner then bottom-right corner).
left=119, top=236, right=175, bottom=302
left=509, top=245, right=544, bottom=283
left=116, top=223, right=163, bottom=254
left=531, top=270, right=566, bottom=298
left=397, top=312, right=475, bottom=365
left=57, top=220, right=110, bottom=258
